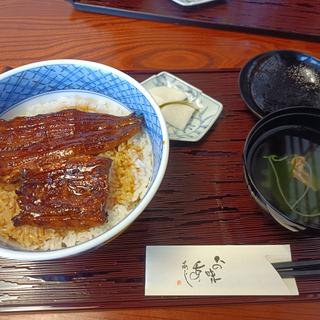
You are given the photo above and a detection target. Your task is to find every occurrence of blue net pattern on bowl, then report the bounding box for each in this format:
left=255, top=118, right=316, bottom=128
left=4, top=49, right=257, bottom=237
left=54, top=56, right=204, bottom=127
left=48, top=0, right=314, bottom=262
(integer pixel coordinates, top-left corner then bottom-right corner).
left=0, top=64, right=164, bottom=178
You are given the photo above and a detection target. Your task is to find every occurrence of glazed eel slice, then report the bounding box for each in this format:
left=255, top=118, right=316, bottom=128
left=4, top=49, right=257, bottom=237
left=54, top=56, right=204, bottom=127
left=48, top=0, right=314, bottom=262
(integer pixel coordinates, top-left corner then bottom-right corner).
left=13, top=155, right=112, bottom=230
left=0, top=109, right=142, bottom=183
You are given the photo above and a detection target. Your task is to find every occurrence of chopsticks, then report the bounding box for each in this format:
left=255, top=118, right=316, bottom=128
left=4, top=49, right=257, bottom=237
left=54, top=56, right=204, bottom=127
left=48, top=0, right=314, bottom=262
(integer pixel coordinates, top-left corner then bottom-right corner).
left=272, top=259, right=320, bottom=278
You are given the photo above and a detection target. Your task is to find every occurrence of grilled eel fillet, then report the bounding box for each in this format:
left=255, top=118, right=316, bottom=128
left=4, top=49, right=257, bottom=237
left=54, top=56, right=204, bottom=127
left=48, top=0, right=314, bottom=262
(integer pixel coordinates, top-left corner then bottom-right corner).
left=13, top=155, right=112, bottom=230
left=0, top=109, right=142, bottom=183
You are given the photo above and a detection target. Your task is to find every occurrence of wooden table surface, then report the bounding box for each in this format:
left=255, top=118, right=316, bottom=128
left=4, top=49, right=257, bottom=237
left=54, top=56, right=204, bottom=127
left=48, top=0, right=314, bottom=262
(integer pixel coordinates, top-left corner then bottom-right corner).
left=1, top=1, right=320, bottom=319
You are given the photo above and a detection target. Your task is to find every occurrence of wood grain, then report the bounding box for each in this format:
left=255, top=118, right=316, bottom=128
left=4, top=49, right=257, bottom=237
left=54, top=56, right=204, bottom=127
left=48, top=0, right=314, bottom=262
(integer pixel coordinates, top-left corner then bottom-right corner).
left=1, top=1, right=320, bottom=319
left=1, top=70, right=320, bottom=314
left=0, top=1, right=320, bottom=72
left=1, top=301, right=320, bottom=320
left=73, top=0, right=320, bottom=40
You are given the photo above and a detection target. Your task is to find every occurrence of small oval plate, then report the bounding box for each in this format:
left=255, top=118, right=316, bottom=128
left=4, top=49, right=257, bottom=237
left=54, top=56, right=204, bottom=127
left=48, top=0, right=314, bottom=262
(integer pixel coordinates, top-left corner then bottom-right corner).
left=239, top=50, right=320, bottom=118
left=142, top=71, right=223, bottom=142
left=171, top=0, right=218, bottom=6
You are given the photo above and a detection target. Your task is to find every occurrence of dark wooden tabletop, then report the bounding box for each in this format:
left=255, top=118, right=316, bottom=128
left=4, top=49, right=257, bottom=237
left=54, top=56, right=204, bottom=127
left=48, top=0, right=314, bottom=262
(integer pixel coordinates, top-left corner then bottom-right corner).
left=1, top=1, right=320, bottom=319
left=2, top=69, right=320, bottom=312
left=72, top=0, right=320, bottom=40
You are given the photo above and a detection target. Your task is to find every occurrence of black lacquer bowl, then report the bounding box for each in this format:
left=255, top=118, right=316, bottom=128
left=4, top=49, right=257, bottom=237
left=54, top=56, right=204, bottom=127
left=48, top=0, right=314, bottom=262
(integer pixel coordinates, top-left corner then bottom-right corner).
left=239, top=50, right=320, bottom=118
left=244, top=107, right=320, bottom=232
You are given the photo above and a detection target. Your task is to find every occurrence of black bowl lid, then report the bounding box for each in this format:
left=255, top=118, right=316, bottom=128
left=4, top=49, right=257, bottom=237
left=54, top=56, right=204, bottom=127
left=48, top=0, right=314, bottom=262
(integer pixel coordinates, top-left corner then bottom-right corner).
left=239, top=50, right=320, bottom=118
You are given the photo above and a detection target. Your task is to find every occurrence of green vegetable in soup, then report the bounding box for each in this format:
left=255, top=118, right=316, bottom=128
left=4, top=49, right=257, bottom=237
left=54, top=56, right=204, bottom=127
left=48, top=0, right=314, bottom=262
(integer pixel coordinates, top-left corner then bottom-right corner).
left=263, top=154, right=320, bottom=217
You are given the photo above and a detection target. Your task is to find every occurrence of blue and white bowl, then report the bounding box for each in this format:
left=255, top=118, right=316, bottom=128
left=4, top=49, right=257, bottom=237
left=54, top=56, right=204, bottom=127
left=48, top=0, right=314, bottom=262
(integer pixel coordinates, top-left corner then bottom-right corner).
left=0, top=60, right=169, bottom=260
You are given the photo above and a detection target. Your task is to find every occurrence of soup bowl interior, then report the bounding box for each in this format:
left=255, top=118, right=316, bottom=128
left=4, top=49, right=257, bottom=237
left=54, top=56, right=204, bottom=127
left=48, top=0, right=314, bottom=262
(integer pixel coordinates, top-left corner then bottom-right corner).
left=0, top=60, right=169, bottom=260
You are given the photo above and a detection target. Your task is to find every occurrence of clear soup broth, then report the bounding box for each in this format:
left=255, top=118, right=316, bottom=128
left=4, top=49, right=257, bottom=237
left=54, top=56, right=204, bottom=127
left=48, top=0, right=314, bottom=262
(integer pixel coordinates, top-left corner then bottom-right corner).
left=250, top=127, right=320, bottom=227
